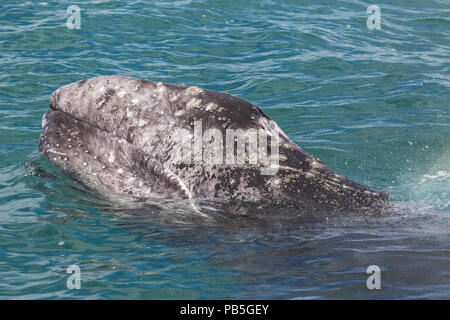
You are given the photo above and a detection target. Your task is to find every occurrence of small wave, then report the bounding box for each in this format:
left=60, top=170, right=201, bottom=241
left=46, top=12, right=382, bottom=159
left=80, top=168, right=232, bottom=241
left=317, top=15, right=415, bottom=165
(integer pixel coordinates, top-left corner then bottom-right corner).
left=420, top=170, right=450, bottom=183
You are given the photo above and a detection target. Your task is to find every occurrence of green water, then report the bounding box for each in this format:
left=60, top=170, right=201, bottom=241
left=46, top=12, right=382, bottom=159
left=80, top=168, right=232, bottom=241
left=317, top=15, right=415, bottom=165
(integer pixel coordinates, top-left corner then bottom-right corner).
left=0, top=0, right=449, bottom=299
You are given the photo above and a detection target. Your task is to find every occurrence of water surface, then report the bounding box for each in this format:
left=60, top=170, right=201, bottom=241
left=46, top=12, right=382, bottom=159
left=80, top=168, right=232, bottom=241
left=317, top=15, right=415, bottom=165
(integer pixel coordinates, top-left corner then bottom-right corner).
left=0, top=0, right=449, bottom=299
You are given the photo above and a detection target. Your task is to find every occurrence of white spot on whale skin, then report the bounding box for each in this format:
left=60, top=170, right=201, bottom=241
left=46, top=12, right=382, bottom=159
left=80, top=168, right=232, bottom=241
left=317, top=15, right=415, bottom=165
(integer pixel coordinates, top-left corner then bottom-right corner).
left=186, top=98, right=202, bottom=109
left=271, top=177, right=281, bottom=187
left=187, top=86, right=204, bottom=96
left=117, top=168, right=124, bottom=174
left=118, top=90, right=126, bottom=98
left=169, top=93, right=179, bottom=102
left=205, top=102, right=218, bottom=111
left=157, top=84, right=166, bottom=94
left=131, top=98, right=139, bottom=105
left=108, top=152, right=115, bottom=163
left=47, top=149, right=67, bottom=156
left=174, top=109, right=185, bottom=117
left=304, top=171, right=314, bottom=179
left=309, top=159, right=324, bottom=169
left=41, top=113, right=48, bottom=128
left=138, top=119, right=148, bottom=127
left=97, top=99, right=105, bottom=107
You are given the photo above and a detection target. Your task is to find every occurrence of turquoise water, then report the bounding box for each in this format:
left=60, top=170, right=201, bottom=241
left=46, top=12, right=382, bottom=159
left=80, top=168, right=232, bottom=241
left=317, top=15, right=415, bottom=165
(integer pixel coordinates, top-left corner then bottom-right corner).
left=0, top=0, right=449, bottom=299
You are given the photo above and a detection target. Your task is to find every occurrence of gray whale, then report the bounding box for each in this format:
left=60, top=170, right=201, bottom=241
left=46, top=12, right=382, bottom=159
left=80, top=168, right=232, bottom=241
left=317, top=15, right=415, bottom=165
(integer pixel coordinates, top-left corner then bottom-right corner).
left=39, top=76, right=388, bottom=214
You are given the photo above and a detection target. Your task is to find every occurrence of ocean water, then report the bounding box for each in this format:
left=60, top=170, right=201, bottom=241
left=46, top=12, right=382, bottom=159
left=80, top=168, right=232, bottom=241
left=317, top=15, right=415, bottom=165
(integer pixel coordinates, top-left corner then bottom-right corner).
left=0, top=0, right=449, bottom=299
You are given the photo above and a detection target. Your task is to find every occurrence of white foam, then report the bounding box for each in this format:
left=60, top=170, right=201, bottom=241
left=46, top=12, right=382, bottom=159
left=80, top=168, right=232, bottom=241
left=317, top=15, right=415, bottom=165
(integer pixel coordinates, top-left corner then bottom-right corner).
left=420, top=171, right=450, bottom=183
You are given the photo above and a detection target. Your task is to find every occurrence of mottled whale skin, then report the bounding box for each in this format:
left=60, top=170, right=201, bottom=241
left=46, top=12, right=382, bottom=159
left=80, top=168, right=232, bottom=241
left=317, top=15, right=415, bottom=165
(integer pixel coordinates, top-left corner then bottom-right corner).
left=39, top=76, right=388, bottom=214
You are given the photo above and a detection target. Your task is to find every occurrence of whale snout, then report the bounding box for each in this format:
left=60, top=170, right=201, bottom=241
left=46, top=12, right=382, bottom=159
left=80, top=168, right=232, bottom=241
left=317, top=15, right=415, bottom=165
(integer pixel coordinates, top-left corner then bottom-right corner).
left=49, top=84, right=69, bottom=110
left=49, top=90, right=58, bottom=109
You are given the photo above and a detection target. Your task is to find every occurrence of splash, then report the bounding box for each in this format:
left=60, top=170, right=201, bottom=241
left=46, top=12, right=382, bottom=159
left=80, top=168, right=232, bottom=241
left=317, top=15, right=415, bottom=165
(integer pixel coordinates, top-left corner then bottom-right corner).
left=397, top=149, right=450, bottom=213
